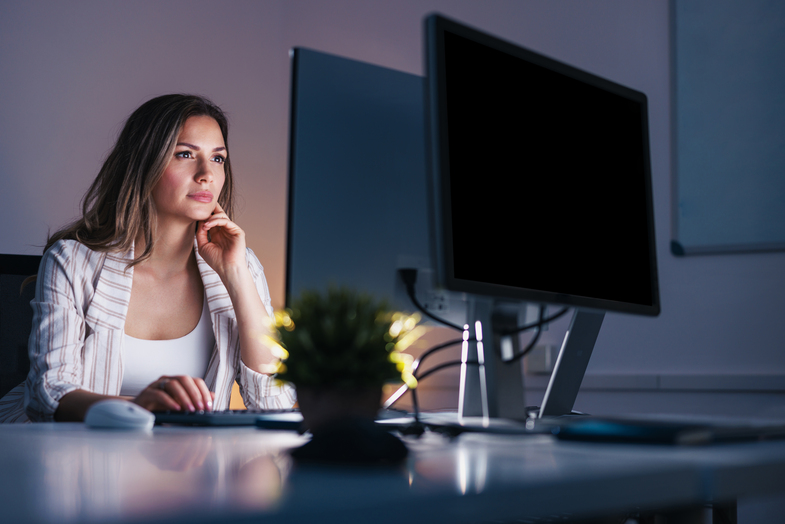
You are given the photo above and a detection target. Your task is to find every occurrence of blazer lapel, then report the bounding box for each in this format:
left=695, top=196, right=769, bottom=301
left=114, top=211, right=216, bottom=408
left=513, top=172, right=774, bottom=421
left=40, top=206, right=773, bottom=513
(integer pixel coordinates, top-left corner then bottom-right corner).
left=195, top=239, right=237, bottom=408
left=84, top=247, right=133, bottom=332
left=81, top=245, right=133, bottom=396
left=195, top=242, right=235, bottom=320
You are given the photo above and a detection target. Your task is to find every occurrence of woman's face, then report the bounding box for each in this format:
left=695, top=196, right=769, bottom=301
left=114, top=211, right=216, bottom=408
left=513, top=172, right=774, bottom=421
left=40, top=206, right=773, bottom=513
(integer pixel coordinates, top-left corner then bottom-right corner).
left=152, top=115, right=227, bottom=225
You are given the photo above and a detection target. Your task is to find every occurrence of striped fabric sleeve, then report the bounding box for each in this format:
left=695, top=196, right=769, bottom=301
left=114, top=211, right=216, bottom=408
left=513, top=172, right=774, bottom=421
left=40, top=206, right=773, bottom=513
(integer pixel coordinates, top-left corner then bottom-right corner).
left=237, top=360, right=296, bottom=409
left=0, top=384, right=29, bottom=423
left=25, top=241, right=93, bottom=421
left=236, top=249, right=296, bottom=409
left=245, top=248, right=274, bottom=318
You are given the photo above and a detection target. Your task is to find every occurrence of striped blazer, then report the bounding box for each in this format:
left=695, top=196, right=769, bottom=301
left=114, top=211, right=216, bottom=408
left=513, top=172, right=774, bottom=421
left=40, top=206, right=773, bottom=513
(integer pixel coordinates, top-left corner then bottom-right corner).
left=0, top=239, right=295, bottom=422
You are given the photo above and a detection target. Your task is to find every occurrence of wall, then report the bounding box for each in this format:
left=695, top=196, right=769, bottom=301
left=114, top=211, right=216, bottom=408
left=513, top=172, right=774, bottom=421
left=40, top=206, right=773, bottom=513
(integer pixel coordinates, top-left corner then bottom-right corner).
left=2, top=1, right=784, bottom=416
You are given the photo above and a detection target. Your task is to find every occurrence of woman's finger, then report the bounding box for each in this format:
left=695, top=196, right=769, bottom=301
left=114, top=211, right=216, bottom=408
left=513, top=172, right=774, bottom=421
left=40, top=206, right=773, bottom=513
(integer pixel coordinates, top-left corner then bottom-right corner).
left=138, top=376, right=214, bottom=412
left=193, top=378, right=214, bottom=411
left=152, top=389, right=182, bottom=411
left=202, top=217, right=238, bottom=232
left=196, top=220, right=210, bottom=246
left=177, top=375, right=210, bottom=411
left=135, top=381, right=180, bottom=411
left=164, top=377, right=197, bottom=412
left=171, top=375, right=212, bottom=411
left=206, top=212, right=229, bottom=221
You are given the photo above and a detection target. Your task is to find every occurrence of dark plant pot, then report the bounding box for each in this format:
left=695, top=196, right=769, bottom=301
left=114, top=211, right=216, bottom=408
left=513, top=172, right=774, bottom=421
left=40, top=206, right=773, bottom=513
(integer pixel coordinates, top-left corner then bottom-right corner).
left=295, top=386, right=381, bottom=434
left=291, top=385, right=408, bottom=466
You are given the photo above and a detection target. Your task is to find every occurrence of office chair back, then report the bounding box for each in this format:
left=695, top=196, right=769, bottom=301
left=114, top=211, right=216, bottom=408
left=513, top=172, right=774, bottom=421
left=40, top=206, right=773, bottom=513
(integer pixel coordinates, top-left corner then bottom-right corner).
left=0, top=254, right=41, bottom=398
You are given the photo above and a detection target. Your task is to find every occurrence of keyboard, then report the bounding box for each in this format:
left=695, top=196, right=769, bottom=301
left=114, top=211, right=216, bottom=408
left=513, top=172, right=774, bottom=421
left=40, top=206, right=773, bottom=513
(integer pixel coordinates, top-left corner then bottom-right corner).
left=153, top=408, right=300, bottom=427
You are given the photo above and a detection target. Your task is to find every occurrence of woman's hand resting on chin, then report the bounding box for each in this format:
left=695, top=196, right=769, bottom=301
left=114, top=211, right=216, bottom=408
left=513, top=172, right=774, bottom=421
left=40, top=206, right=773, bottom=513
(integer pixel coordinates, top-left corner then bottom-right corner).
left=133, top=375, right=215, bottom=412
left=196, top=202, right=247, bottom=280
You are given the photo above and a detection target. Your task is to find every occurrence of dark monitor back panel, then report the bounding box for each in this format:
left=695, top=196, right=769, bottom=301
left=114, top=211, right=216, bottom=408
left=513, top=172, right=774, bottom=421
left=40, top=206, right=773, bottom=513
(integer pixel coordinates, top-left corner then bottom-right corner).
left=286, top=48, right=431, bottom=311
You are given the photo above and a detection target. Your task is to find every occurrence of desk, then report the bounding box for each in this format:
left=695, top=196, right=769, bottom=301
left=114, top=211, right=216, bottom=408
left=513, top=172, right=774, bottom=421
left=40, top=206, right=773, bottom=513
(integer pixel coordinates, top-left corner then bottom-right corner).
left=2, top=423, right=785, bottom=524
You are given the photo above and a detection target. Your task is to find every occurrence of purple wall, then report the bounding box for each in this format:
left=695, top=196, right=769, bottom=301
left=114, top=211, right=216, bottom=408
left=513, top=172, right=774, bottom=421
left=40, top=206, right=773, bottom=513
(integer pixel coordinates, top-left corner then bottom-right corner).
left=2, top=1, right=784, bottom=388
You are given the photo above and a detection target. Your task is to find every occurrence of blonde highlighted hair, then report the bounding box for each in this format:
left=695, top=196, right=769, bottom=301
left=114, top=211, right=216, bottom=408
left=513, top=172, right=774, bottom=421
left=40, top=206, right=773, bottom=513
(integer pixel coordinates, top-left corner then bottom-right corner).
left=45, top=94, right=235, bottom=266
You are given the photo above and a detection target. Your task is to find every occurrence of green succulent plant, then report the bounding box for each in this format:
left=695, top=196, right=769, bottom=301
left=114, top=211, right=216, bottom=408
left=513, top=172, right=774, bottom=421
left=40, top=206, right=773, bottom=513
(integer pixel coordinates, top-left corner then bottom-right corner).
left=272, top=287, right=419, bottom=390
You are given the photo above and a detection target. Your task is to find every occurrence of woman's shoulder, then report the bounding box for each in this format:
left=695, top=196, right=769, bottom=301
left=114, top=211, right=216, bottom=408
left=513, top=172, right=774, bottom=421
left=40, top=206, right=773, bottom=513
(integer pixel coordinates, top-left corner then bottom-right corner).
left=41, top=240, right=114, bottom=279
left=44, top=239, right=102, bottom=264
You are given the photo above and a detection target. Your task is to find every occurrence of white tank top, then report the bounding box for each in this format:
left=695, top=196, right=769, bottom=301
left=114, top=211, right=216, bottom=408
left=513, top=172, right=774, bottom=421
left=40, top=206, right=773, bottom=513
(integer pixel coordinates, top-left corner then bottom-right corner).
left=120, top=297, right=215, bottom=397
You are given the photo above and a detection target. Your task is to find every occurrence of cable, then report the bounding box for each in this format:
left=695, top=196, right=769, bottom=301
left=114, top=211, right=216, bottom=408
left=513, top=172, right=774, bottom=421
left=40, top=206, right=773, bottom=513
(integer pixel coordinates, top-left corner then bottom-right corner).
left=384, top=337, right=471, bottom=409
left=386, top=306, right=566, bottom=406
left=389, top=327, right=542, bottom=422
left=503, top=320, right=544, bottom=363
left=398, top=269, right=571, bottom=336
left=392, top=269, right=575, bottom=419
left=415, top=359, right=480, bottom=381
left=500, top=305, right=546, bottom=363
left=500, top=306, right=570, bottom=335
left=410, top=359, right=480, bottom=425
left=412, top=337, right=473, bottom=374
left=398, top=269, right=464, bottom=331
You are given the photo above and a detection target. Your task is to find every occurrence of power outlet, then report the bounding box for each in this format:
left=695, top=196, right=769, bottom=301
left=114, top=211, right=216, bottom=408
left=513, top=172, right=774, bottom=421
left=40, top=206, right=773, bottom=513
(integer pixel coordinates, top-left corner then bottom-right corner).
left=422, top=289, right=449, bottom=313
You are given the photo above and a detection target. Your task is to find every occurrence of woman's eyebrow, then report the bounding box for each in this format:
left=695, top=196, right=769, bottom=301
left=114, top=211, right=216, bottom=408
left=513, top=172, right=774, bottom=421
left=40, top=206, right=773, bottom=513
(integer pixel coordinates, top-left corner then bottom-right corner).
left=176, top=142, right=226, bottom=152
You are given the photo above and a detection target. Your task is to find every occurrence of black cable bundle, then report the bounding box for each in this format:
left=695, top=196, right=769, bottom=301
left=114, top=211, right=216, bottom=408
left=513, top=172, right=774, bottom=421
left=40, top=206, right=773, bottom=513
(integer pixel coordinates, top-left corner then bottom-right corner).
left=392, top=269, right=572, bottom=427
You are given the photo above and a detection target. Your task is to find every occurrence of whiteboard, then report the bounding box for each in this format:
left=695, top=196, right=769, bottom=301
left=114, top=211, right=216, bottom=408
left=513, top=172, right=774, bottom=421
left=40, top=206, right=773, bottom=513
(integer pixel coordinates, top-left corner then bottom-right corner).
left=671, top=0, right=785, bottom=255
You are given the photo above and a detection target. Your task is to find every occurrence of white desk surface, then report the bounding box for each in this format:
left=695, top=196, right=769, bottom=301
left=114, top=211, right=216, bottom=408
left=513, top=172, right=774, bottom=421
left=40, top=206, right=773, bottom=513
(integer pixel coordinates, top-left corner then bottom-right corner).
left=2, top=422, right=785, bottom=524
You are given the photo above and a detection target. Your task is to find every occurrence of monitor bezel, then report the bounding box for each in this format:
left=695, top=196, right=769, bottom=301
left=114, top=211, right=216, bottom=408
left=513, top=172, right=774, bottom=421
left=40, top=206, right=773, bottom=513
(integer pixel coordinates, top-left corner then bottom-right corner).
left=425, top=14, right=660, bottom=316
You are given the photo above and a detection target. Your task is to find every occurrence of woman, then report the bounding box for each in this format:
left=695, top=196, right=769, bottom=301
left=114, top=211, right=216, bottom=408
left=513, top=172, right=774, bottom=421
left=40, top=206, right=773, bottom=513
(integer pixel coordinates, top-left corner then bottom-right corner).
left=0, top=94, right=295, bottom=422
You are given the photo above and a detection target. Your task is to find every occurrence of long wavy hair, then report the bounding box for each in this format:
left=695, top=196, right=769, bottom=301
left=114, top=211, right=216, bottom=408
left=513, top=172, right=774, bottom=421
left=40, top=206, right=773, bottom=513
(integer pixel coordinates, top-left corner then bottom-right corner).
left=45, top=94, right=235, bottom=267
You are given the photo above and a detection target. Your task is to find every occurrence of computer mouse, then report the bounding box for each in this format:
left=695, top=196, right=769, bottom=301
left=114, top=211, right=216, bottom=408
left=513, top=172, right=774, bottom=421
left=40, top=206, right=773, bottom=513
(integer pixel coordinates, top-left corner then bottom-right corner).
left=84, top=399, right=155, bottom=430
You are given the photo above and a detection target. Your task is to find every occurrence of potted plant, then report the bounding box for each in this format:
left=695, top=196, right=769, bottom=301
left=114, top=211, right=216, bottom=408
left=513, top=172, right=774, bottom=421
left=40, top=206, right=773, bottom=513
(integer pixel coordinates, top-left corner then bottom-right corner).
left=269, top=287, right=421, bottom=464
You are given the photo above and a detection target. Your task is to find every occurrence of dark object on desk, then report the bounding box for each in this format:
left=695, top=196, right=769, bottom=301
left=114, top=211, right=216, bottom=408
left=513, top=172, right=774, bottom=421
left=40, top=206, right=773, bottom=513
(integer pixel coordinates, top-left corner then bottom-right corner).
left=153, top=408, right=299, bottom=426
left=550, top=417, right=785, bottom=445
left=290, top=417, right=408, bottom=466
left=296, top=385, right=383, bottom=434
left=0, top=254, right=41, bottom=398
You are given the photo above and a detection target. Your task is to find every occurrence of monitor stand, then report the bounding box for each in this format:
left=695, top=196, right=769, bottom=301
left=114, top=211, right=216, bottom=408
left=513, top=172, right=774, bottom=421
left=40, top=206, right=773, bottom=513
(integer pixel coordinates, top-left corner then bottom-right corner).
left=539, top=309, right=605, bottom=418
left=459, top=298, right=528, bottom=423
left=458, top=304, right=604, bottom=422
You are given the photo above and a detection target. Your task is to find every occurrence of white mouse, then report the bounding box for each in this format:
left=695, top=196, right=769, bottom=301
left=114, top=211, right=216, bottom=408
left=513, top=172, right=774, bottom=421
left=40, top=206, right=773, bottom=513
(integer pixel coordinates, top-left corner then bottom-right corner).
left=84, top=399, right=155, bottom=430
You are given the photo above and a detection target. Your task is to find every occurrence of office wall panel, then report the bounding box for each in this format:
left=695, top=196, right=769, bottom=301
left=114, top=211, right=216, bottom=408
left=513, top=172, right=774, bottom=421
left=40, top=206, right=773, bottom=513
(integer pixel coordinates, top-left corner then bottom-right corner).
left=671, top=0, right=785, bottom=254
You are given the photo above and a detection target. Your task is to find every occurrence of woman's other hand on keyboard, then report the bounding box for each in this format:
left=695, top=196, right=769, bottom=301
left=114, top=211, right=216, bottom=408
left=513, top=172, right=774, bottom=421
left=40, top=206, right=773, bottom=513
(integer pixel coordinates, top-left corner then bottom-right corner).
left=134, top=375, right=215, bottom=412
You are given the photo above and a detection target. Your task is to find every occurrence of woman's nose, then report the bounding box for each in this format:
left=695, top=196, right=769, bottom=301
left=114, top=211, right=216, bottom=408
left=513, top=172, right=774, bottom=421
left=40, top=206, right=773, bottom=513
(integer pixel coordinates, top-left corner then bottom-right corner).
left=195, top=157, right=213, bottom=182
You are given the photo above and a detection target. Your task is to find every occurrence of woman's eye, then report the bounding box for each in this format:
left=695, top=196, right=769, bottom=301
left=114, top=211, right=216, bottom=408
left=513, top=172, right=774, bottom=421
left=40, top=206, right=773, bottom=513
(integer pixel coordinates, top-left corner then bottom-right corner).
left=176, top=151, right=192, bottom=159
left=213, top=156, right=226, bottom=164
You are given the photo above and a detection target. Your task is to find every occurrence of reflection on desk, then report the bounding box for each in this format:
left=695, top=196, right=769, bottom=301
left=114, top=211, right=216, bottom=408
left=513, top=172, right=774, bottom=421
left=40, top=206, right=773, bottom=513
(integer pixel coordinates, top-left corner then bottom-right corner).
left=1, top=424, right=303, bottom=523
left=2, top=422, right=785, bottom=523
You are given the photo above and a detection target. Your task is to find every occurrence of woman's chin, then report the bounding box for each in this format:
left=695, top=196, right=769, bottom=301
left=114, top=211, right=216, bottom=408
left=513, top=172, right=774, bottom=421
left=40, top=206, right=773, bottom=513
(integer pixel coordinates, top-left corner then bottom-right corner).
left=191, top=211, right=214, bottom=223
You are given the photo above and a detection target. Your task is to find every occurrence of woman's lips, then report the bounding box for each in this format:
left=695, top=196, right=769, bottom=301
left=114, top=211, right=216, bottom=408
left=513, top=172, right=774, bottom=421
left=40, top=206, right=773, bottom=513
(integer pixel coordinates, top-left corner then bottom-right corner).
left=188, top=191, right=213, bottom=203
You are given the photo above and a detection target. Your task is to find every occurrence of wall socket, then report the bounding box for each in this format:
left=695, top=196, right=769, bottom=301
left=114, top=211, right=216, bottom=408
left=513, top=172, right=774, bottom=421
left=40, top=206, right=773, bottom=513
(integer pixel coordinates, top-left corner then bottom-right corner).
left=422, top=289, right=449, bottom=313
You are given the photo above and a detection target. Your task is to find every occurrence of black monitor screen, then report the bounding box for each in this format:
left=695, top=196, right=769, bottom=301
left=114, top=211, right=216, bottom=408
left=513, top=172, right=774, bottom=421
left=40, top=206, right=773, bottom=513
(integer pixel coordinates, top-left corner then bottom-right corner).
left=427, top=16, right=660, bottom=316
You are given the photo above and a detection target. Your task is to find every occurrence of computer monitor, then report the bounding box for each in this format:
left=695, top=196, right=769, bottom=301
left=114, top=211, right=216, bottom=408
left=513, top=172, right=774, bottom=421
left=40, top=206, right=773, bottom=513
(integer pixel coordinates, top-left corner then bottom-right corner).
left=425, top=14, right=660, bottom=418
left=286, top=47, right=467, bottom=324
